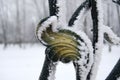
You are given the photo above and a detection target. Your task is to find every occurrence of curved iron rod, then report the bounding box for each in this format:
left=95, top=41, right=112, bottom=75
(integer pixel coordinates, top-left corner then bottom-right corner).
left=106, top=59, right=120, bottom=80
left=112, top=0, right=120, bottom=5
left=68, top=0, right=91, bottom=26
left=73, top=62, right=81, bottom=80
left=87, top=0, right=99, bottom=79
left=39, top=0, right=58, bottom=80
left=39, top=56, right=57, bottom=80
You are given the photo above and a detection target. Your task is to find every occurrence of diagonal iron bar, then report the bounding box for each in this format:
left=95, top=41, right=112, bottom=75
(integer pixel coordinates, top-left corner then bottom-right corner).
left=113, top=0, right=120, bottom=5
left=68, top=0, right=91, bottom=27
left=106, top=59, right=120, bottom=80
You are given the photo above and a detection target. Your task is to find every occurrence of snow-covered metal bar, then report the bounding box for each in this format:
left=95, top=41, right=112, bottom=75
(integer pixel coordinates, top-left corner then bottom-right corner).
left=48, top=0, right=67, bottom=27
left=39, top=57, right=57, bottom=80
left=72, top=31, right=94, bottom=80
left=37, top=0, right=120, bottom=80
left=106, top=59, right=120, bottom=80
left=103, top=0, right=120, bottom=45
left=104, top=25, right=120, bottom=45
left=68, top=0, right=91, bottom=27
left=112, top=0, right=120, bottom=5
left=87, top=0, right=104, bottom=80
left=36, top=16, right=58, bottom=46
left=48, top=0, right=58, bottom=16
left=38, top=0, right=60, bottom=80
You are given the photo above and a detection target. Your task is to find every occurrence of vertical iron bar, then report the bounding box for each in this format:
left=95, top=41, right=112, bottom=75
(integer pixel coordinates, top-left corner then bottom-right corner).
left=48, top=0, right=58, bottom=16
left=87, top=0, right=99, bottom=79
left=39, top=0, right=58, bottom=80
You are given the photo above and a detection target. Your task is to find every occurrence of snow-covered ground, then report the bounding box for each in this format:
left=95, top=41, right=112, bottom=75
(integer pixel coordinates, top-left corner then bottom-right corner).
left=0, top=44, right=120, bottom=80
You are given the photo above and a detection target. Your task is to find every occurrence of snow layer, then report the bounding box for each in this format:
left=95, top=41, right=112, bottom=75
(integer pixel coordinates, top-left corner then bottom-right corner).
left=89, top=0, right=104, bottom=79
left=73, top=31, right=93, bottom=80
left=103, top=25, right=120, bottom=45
left=48, top=62, right=57, bottom=80
left=0, top=44, right=120, bottom=80
left=73, top=8, right=88, bottom=30
left=56, top=0, right=67, bottom=28
left=36, top=16, right=58, bottom=45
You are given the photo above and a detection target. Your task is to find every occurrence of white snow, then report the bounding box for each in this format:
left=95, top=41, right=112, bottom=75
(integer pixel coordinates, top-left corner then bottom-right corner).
left=117, top=76, right=120, bottom=80
left=36, top=16, right=58, bottom=45
left=96, top=45, right=120, bottom=80
left=0, top=44, right=120, bottom=80
left=0, top=44, right=45, bottom=80
left=48, top=62, right=57, bottom=80
left=56, top=0, right=67, bottom=28
left=103, top=25, right=120, bottom=45
left=72, top=8, right=88, bottom=30
left=90, top=0, right=106, bottom=80
left=73, top=34, right=93, bottom=80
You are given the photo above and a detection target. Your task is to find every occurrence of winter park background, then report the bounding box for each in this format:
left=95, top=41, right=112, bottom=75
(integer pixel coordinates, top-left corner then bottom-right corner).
left=0, top=0, right=120, bottom=80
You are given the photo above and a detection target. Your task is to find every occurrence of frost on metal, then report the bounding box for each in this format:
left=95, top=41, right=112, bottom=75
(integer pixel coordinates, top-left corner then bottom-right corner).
left=68, top=0, right=90, bottom=27
left=36, top=0, right=120, bottom=80
left=37, top=0, right=94, bottom=79
left=48, top=62, right=57, bottom=80
left=88, top=0, right=120, bottom=80
left=73, top=31, right=93, bottom=80
left=56, top=0, right=67, bottom=28
left=36, top=16, right=58, bottom=45
left=39, top=57, right=58, bottom=80
left=104, top=25, right=120, bottom=45
left=88, top=0, right=104, bottom=79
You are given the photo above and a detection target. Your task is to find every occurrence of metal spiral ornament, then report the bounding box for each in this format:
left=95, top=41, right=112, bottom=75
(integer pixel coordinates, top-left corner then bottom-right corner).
left=44, top=29, right=81, bottom=63
left=36, top=17, right=81, bottom=63
left=36, top=0, right=94, bottom=78
left=36, top=17, right=94, bottom=79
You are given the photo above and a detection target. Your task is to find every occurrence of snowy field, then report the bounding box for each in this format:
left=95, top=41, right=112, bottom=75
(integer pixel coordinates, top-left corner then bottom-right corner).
left=0, top=44, right=120, bottom=80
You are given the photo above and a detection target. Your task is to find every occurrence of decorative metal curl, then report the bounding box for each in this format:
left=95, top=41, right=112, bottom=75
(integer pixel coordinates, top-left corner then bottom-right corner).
left=36, top=16, right=90, bottom=63
left=36, top=0, right=94, bottom=80
left=36, top=15, right=93, bottom=80
left=42, top=27, right=81, bottom=63
left=36, top=0, right=120, bottom=80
